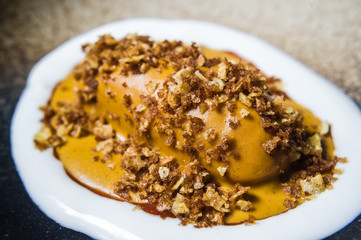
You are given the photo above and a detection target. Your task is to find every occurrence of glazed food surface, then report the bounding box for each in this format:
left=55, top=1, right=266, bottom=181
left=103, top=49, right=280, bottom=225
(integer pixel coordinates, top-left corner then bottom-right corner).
left=34, top=35, right=341, bottom=227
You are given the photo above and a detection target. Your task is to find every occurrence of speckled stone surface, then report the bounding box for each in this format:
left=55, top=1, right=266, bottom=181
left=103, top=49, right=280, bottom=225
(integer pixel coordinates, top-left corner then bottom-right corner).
left=1, top=0, right=360, bottom=239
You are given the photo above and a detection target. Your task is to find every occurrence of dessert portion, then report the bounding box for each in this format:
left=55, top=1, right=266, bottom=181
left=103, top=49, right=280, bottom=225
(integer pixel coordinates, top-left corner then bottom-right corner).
left=34, top=34, right=343, bottom=227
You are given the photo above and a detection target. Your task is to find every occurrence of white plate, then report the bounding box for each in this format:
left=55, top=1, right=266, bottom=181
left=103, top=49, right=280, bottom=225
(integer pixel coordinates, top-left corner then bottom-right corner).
left=11, top=18, right=361, bottom=240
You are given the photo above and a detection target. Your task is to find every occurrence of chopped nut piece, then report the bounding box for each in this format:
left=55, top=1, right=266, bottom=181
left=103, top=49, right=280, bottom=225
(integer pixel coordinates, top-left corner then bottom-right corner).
left=300, top=173, right=325, bottom=195
left=139, top=120, right=150, bottom=132
left=236, top=199, right=252, bottom=211
left=194, top=181, right=204, bottom=190
left=94, top=123, right=113, bottom=139
left=95, top=138, right=114, bottom=154
left=70, top=125, right=82, bottom=138
left=204, top=128, right=218, bottom=144
left=228, top=116, right=240, bottom=129
left=284, top=106, right=294, bottom=114
left=218, top=135, right=233, bottom=152
left=135, top=104, right=146, bottom=112
left=229, top=184, right=250, bottom=202
left=145, top=81, right=158, bottom=93
left=217, top=166, right=227, bottom=176
left=211, top=77, right=225, bottom=92
left=195, top=70, right=208, bottom=82
left=199, top=102, right=208, bottom=114
left=172, top=67, right=191, bottom=83
left=190, top=117, right=205, bottom=133
left=319, top=121, right=330, bottom=135
left=119, top=54, right=145, bottom=63
left=166, top=92, right=180, bottom=108
left=217, top=94, right=228, bottom=104
left=205, top=149, right=214, bottom=165
left=262, top=136, right=281, bottom=154
left=245, top=215, right=256, bottom=225
left=34, top=126, right=53, bottom=150
left=158, top=166, right=170, bottom=179
left=123, top=94, right=132, bottom=108
left=180, top=82, right=192, bottom=94
left=172, top=193, right=190, bottom=215
left=203, top=187, right=228, bottom=212
left=165, top=134, right=176, bottom=147
left=217, top=62, right=228, bottom=80
left=157, top=199, right=172, bottom=211
left=116, top=132, right=125, bottom=141
left=107, top=163, right=115, bottom=170
left=141, top=147, right=152, bottom=157
left=159, top=156, right=174, bottom=165
left=283, top=198, right=298, bottom=210
left=56, top=123, right=74, bottom=137
left=122, top=146, right=146, bottom=171
left=196, top=54, right=206, bottom=67
left=239, top=109, right=250, bottom=118
left=172, top=176, right=184, bottom=190
left=307, top=133, right=322, bottom=155
left=239, top=92, right=252, bottom=107
left=153, top=183, right=166, bottom=193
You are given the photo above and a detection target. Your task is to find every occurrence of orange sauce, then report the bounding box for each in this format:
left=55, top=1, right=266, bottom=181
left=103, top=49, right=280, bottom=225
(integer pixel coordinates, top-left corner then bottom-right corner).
left=51, top=48, right=333, bottom=224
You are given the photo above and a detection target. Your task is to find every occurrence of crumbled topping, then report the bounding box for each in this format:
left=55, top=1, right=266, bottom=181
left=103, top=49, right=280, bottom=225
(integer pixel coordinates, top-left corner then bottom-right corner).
left=210, top=77, right=225, bottom=92
left=307, top=133, right=322, bottom=155
left=158, top=166, right=170, bottom=179
left=145, top=81, right=158, bottom=94
left=139, top=119, right=150, bottom=132
left=172, top=193, right=190, bottom=215
left=239, top=92, right=252, bottom=107
left=94, top=122, right=113, bottom=139
left=227, top=116, right=240, bottom=129
left=195, top=70, right=208, bottom=82
left=135, top=104, right=146, bottom=112
left=34, top=34, right=343, bottom=228
left=283, top=198, right=298, bottom=210
left=203, top=187, right=229, bottom=212
left=217, top=166, right=227, bottom=176
left=319, top=121, right=330, bottom=135
left=56, top=123, right=74, bottom=137
left=34, top=126, right=63, bottom=150
left=299, top=173, right=325, bottom=195
left=239, top=109, right=250, bottom=118
left=194, top=181, right=204, bottom=190
left=217, top=62, right=228, bottom=80
left=172, top=176, right=185, bottom=190
left=95, top=138, right=114, bottom=155
left=204, top=128, right=218, bottom=144
left=236, top=199, right=252, bottom=211
left=123, top=94, right=132, bottom=108
left=111, top=136, right=251, bottom=227
left=262, top=136, right=281, bottom=155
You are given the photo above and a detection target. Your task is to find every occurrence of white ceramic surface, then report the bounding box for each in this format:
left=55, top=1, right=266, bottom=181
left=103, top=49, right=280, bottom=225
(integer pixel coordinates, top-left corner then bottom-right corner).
left=11, top=19, right=361, bottom=240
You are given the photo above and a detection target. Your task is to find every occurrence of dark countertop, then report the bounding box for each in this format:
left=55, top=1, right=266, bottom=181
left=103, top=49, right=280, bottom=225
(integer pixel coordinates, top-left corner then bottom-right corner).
left=1, top=0, right=360, bottom=239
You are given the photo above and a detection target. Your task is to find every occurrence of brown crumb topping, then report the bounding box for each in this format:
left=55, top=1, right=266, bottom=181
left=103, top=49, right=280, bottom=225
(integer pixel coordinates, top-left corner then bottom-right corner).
left=34, top=34, right=344, bottom=227
left=113, top=136, right=250, bottom=227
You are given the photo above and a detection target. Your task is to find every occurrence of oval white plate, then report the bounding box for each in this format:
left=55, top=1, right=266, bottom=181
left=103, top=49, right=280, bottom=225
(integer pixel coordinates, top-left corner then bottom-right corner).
left=11, top=18, right=361, bottom=240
